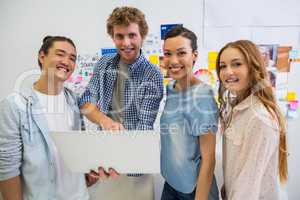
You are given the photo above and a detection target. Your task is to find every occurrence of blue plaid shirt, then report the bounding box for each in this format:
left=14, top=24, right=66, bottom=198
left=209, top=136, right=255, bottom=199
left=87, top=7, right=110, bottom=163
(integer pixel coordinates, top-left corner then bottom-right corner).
left=79, top=52, right=164, bottom=130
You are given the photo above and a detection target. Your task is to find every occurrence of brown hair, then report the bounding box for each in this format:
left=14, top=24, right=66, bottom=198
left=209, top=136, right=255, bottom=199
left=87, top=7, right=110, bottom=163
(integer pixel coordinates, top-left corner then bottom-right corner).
left=106, top=6, right=148, bottom=39
left=216, top=40, right=288, bottom=184
left=38, top=35, right=76, bottom=69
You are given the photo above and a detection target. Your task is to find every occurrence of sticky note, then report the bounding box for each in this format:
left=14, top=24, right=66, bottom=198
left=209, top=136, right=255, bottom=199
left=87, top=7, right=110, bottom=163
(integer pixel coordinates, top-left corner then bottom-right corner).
left=208, top=52, right=218, bottom=70
left=289, top=101, right=299, bottom=110
left=208, top=62, right=216, bottom=70
left=149, top=54, right=159, bottom=65
left=66, top=77, right=73, bottom=83
left=163, top=78, right=171, bottom=86
left=287, top=110, right=298, bottom=119
left=287, top=92, right=297, bottom=101
left=289, top=50, right=299, bottom=60
left=208, top=52, right=218, bottom=62
left=76, top=76, right=83, bottom=82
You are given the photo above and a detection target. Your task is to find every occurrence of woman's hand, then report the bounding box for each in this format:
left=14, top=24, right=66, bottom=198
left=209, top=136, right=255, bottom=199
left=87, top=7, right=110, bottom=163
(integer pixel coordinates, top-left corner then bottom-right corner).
left=85, top=167, right=119, bottom=187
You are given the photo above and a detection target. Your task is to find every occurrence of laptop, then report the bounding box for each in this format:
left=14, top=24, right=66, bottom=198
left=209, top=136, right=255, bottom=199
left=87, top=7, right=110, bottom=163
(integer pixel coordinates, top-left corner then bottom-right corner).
left=50, top=130, right=161, bottom=174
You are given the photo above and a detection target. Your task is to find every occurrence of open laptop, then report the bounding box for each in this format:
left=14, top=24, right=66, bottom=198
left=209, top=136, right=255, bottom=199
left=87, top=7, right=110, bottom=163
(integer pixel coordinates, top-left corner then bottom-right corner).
left=50, top=130, right=160, bottom=174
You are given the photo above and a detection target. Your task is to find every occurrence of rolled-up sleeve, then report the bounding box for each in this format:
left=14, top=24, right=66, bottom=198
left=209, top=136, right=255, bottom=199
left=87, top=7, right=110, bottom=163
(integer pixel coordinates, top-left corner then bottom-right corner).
left=0, top=98, right=22, bottom=181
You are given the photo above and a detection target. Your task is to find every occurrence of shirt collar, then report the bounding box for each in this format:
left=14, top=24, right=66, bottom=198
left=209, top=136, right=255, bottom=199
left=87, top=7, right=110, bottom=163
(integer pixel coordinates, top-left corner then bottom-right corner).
left=110, top=50, right=146, bottom=72
left=233, top=94, right=259, bottom=112
left=19, top=84, right=76, bottom=108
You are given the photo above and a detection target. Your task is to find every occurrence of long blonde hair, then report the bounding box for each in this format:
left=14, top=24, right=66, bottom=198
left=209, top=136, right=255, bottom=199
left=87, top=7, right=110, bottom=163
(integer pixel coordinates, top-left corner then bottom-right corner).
left=216, top=40, right=288, bottom=184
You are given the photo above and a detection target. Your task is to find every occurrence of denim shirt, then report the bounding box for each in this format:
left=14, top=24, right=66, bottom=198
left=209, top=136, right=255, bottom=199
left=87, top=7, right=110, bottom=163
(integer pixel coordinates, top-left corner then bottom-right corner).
left=160, top=81, right=219, bottom=199
left=0, top=86, right=87, bottom=200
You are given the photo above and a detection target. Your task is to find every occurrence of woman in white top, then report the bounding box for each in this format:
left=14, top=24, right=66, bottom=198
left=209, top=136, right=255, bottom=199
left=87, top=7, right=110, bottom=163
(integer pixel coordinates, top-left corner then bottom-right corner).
left=215, top=40, right=288, bottom=200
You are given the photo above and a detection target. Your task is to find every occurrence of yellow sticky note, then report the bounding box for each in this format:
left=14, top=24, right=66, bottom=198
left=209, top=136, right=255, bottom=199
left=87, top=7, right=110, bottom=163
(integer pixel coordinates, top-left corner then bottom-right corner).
left=208, top=52, right=218, bottom=70
left=208, top=62, right=216, bottom=70
left=163, top=78, right=171, bottom=86
left=287, top=92, right=297, bottom=101
left=149, top=54, right=159, bottom=65
left=208, top=52, right=218, bottom=62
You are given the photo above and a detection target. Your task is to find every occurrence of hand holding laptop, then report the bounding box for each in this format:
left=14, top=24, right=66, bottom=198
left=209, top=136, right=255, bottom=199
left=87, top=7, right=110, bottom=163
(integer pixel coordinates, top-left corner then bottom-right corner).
left=85, top=167, right=119, bottom=187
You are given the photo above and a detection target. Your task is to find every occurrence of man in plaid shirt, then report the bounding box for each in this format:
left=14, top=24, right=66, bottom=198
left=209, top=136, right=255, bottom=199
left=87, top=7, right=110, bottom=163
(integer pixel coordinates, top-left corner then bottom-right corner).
left=79, top=7, right=163, bottom=131
left=79, top=6, right=164, bottom=200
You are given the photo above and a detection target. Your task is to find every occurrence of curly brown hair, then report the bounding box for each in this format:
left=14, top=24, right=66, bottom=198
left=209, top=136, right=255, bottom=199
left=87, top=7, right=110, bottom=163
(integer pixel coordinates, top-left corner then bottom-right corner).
left=106, top=6, right=148, bottom=39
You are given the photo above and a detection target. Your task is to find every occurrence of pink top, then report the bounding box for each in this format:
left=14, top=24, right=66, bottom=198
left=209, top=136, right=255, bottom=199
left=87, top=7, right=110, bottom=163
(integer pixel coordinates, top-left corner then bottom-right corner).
left=223, top=95, right=280, bottom=200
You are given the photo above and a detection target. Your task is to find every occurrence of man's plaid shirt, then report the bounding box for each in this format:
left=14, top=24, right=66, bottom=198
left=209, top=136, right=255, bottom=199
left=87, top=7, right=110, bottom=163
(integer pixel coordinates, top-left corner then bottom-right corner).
left=79, top=52, right=164, bottom=130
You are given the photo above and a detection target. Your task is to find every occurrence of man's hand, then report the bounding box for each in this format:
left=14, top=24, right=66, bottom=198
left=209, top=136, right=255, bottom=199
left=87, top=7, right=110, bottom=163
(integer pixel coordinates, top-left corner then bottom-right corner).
left=100, top=116, right=125, bottom=130
left=80, top=103, right=125, bottom=131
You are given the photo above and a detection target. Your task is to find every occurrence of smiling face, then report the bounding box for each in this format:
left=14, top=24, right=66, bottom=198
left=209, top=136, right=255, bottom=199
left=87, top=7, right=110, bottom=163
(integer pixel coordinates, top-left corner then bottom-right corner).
left=163, top=35, right=198, bottom=81
left=219, top=47, right=250, bottom=96
left=112, top=23, right=143, bottom=64
left=38, top=41, right=76, bottom=82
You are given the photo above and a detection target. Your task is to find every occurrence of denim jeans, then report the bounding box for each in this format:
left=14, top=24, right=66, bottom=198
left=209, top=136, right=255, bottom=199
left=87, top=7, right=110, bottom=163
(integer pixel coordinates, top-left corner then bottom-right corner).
left=161, top=182, right=195, bottom=200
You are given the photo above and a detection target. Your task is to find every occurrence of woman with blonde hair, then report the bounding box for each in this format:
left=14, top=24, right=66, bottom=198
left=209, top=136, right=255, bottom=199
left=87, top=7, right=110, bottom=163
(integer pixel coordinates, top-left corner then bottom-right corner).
left=216, top=40, right=288, bottom=200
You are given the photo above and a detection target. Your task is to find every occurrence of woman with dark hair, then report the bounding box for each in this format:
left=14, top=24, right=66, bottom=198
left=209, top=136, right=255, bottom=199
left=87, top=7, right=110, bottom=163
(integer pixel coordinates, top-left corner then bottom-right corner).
left=160, top=26, right=219, bottom=200
left=216, top=40, right=288, bottom=200
left=0, top=36, right=114, bottom=200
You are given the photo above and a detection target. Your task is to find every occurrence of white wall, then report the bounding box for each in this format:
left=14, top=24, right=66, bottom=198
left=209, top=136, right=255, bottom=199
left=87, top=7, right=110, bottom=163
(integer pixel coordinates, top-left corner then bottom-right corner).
left=0, top=0, right=204, bottom=100
left=1, top=0, right=300, bottom=199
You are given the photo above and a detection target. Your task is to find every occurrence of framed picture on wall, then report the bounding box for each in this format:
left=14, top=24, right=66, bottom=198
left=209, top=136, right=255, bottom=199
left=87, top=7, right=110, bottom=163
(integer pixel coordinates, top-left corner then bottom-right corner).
left=258, top=44, right=278, bottom=69
left=276, top=46, right=292, bottom=72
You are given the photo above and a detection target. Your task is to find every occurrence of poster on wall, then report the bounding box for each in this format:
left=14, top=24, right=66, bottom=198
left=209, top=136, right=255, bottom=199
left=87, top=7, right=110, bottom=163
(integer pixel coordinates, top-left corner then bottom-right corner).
left=101, top=48, right=117, bottom=55
left=258, top=44, right=278, bottom=68
left=276, top=46, right=292, bottom=72
left=64, top=53, right=99, bottom=95
left=160, top=24, right=183, bottom=40
left=258, top=44, right=278, bottom=88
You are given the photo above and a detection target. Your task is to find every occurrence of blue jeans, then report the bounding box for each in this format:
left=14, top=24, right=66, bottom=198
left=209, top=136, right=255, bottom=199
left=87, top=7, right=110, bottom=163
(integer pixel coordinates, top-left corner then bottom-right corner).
left=161, top=182, right=195, bottom=200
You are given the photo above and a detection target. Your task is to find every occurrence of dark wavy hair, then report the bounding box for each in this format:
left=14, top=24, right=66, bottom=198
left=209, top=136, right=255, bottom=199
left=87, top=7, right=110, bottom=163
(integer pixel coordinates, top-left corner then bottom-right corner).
left=38, top=35, right=76, bottom=69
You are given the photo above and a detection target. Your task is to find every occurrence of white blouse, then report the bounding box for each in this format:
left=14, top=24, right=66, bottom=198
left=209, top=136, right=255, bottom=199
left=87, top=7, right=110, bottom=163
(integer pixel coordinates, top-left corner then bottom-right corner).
left=223, top=95, right=280, bottom=200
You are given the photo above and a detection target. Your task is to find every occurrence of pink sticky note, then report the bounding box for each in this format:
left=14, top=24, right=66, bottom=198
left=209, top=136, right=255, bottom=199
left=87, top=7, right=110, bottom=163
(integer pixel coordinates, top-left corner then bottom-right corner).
left=289, top=101, right=299, bottom=110
left=76, top=76, right=83, bottom=82
left=66, top=77, right=73, bottom=83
